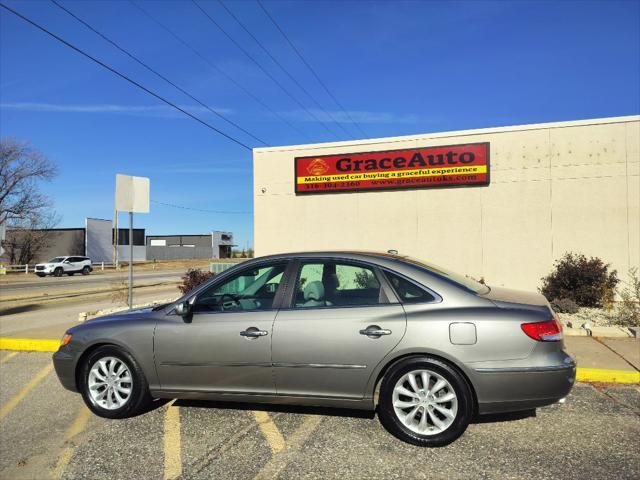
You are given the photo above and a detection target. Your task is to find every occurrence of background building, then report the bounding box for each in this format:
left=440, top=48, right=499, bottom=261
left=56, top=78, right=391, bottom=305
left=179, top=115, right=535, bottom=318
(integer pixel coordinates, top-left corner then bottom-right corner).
left=253, top=116, right=639, bottom=292
left=146, top=231, right=234, bottom=261
left=0, top=222, right=145, bottom=265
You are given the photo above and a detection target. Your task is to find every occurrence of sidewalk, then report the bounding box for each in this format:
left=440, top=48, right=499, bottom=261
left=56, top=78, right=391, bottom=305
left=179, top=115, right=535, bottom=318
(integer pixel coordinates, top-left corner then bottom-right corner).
left=564, top=336, right=639, bottom=382
left=564, top=336, right=639, bottom=371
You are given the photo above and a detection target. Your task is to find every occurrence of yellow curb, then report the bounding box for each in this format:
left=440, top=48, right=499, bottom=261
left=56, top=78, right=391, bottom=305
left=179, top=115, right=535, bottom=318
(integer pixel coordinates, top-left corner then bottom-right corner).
left=0, top=337, right=59, bottom=352
left=576, top=367, right=640, bottom=384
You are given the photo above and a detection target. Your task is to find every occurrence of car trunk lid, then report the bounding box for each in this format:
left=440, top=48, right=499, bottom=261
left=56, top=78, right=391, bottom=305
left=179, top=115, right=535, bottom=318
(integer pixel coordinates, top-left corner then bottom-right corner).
left=479, top=286, right=553, bottom=316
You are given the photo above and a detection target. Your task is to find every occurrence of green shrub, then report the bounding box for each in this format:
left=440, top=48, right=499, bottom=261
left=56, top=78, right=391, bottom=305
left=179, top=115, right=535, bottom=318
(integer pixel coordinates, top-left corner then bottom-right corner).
left=551, top=298, right=579, bottom=314
left=614, top=268, right=640, bottom=327
left=179, top=268, right=215, bottom=294
left=540, top=253, right=618, bottom=308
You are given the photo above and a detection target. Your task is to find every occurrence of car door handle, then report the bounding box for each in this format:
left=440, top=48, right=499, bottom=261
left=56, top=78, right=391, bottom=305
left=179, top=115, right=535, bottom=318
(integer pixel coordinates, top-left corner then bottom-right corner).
left=359, top=325, right=392, bottom=338
left=240, top=327, right=268, bottom=338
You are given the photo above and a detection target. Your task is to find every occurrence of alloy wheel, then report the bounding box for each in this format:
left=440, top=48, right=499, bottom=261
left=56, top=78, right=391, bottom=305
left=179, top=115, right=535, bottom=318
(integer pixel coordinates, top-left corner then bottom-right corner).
left=392, top=369, right=458, bottom=435
left=87, top=356, right=133, bottom=410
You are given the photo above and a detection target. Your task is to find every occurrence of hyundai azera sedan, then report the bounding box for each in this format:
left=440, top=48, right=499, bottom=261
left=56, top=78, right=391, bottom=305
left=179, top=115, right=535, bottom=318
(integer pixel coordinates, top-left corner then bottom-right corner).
left=53, top=251, right=576, bottom=446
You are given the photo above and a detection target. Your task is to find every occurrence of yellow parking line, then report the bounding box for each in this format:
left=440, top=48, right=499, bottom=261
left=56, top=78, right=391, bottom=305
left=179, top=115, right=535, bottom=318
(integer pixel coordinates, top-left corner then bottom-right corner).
left=0, top=337, right=59, bottom=352
left=0, top=351, right=19, bottom=365
left=0, top=363, right=53, bottom=422
left=577, top=367, right=640, bottom=384
left=253, top=415, right=323, bottom=480
left=253, top=410, right=286, bottom=454
left=164, top=400, right=182, bottom=480
left=52, top=406, right=91, bottom=479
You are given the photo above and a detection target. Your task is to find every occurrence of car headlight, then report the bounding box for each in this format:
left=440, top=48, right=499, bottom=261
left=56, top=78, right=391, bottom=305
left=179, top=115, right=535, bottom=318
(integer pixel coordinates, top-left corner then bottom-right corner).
left=60, top=333, right=72, bottom=346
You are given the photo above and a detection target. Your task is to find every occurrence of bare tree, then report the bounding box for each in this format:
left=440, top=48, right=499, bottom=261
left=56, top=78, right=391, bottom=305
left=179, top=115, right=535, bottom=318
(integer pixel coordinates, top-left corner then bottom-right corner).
left=3, top=212, right=61, bottom=264
left=1, top=138, right=59, bottom=263
left=1, top=137, right=57, bottom=224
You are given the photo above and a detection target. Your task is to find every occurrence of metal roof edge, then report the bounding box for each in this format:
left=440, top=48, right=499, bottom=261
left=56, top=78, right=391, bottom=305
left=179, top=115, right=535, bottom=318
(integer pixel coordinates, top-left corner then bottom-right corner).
left=253, top=115, right=640, bottom=155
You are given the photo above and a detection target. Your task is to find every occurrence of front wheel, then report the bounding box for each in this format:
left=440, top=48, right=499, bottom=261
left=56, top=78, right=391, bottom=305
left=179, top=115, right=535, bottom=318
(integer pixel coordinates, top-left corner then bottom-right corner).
left=80, top=345, right=152, bottom=419
left=53, top=267, right=63, bottom=277
left=378, top=357, right=473, bottom=447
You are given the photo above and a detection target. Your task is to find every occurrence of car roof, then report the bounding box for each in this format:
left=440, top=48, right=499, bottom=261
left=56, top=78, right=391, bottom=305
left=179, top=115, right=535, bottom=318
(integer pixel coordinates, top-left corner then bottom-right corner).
left=248, top=250, right=408, bottom=263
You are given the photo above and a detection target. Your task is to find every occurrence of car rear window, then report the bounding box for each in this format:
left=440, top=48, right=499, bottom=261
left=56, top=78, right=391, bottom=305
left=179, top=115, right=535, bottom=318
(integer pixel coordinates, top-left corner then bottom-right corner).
left=397, top=257, right=490, bottom=294
left=384, top=271, right=437, bottom=303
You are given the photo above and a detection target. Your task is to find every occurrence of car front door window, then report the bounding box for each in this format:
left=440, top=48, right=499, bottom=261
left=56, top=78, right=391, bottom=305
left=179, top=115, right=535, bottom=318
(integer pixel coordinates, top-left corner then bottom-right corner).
left=193, top=264, right=287, bottom=313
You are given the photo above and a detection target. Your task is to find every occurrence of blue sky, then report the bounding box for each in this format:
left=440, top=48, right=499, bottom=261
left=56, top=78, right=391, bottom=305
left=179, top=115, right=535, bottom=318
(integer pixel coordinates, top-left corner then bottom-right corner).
left=1, top=0, right=639, bottom=249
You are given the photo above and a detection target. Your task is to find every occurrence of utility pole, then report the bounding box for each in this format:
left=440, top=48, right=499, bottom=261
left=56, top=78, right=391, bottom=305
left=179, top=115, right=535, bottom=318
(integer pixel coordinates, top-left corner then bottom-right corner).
left=113, top=207, right=119, bottom=268
left=128, top=211, right=133, bottom=308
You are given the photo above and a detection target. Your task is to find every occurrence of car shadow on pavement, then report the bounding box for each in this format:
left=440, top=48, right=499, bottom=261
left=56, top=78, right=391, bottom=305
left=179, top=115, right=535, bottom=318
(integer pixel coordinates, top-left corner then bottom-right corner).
left=170, top=398, right=537, bottom=424
left=173, top=399, right=376, bottom=419
left=472, top=409, right=536, bottom=424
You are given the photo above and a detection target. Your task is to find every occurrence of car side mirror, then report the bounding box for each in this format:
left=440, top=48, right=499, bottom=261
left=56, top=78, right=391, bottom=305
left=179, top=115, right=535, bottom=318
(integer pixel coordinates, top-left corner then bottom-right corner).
left=175, top=301, right=192, bottom=322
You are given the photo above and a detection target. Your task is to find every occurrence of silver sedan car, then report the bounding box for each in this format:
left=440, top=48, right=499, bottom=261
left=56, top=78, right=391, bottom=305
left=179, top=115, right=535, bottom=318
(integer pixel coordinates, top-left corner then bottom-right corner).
left=53, top=252, right=576, bottom=446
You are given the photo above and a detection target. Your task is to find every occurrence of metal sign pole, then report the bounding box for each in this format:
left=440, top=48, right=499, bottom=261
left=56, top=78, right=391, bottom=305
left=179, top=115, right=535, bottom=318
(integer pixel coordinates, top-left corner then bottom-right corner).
left=128, top=211, right=133, bottom=309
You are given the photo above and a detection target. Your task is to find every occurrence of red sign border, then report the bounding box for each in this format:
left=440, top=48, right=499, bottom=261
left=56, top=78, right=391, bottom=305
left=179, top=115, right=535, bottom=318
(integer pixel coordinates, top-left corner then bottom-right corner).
left=294, top=142, right=491, bottom=195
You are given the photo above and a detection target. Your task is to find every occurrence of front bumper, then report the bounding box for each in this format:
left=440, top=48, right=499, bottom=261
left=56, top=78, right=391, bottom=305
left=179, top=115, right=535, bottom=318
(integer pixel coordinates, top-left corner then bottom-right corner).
left=52, top=350, right=79, bottom=392
left=471, top=353, right=576, bottom=414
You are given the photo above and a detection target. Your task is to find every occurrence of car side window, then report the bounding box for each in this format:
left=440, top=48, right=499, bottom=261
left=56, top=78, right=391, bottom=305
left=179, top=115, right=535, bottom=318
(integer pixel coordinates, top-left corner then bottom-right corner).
left=192, top=263, right=287, bottom=313
left=384, top=271, right=436, bottom=303
left=294, top=261, right=385, bottom=308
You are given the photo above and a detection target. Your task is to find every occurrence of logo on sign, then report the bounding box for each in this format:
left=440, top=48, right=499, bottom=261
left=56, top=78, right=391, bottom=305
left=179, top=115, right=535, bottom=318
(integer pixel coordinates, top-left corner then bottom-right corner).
left=307, top=158, right=329, bottom=176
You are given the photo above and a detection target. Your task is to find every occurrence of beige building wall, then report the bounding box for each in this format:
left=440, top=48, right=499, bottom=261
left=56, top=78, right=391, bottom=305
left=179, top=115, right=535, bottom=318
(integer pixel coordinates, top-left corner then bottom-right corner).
left=253, top=116, right=640, bottom=292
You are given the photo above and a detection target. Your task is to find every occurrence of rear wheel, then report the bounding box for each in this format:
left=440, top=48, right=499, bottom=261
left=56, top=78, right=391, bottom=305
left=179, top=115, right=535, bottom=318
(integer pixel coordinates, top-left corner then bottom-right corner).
left=53, top=267, right=63, bottom=277
left=80, top=345, right=152, bottom=419
left=82, top=266, right=90, bottom=275
left=378, top=357, right=473, bottom=447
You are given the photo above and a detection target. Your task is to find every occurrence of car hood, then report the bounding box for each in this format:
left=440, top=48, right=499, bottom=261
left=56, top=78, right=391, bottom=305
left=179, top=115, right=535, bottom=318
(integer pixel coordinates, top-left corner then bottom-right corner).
left=87, top=307, right=156, bottom=324
left=36, top=263, right=57, bottom=267
left=480, top=286, right=552, bottom=314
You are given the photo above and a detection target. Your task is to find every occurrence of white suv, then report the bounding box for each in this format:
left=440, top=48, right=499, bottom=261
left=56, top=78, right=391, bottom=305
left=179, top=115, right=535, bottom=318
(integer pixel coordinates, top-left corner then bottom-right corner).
left=35, top=256, right=93, bottom=277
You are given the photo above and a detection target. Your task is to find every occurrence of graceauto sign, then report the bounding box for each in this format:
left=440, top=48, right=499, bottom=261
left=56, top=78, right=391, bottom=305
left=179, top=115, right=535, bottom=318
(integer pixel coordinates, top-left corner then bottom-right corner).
left=295, top=142, right=490, bottom=194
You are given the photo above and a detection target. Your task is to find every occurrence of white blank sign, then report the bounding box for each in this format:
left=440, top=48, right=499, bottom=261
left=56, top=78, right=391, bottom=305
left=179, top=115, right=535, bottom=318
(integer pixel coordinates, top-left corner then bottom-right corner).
left=115, top=174, right=150, bottom=213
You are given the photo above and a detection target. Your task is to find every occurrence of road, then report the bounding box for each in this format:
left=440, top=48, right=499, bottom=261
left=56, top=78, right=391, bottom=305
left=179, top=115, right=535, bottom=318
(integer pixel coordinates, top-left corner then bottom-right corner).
left=0, top=351, right=638, bottom=480
left=0, top=269, right=184, bottom=298
left=0, top=286, right=180, bottom=339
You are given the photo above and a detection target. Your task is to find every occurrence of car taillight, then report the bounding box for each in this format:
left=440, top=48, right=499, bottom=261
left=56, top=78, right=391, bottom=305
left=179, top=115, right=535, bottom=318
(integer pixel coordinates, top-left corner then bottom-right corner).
left=521, top=318, right=563, bottom=341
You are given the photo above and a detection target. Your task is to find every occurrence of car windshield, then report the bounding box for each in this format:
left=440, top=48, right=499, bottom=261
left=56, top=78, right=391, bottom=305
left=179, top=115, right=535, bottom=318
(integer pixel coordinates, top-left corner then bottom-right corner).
left=48, top=257, right=65, bottom=263
left=398, top=256, right=490, bottom=294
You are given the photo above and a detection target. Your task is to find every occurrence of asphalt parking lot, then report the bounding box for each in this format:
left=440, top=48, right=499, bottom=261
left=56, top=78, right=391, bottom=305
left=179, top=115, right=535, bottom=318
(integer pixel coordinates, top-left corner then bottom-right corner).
left=1, top=351, right=638, bottom=480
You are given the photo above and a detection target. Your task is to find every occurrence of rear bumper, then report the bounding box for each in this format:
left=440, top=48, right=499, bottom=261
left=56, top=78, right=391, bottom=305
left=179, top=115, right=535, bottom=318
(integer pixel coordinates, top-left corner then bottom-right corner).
left=52, top=350, right=79, bottom=392
left=471, top=354, right=576, bottom=414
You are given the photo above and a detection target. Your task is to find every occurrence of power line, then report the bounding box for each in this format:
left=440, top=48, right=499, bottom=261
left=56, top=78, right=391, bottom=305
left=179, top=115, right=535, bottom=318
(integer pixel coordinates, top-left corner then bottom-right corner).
left=256, top=0, right=369, bottom=138
left=217, top=0, right=354, bottom=139
left=151, top=200, right=252, bottom=215
left=0, top=2, right=253, bottom=150
left=191, top=0, right=341, bottom=140
left=49, top=0, right=269, bottom=146
left=128, top=0, right=311, bottom=142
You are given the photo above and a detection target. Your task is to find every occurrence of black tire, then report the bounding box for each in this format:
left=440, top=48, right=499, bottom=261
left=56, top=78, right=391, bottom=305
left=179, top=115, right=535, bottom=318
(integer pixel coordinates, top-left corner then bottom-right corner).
left=79, top=345, right=153, bottom=419
left=53, top=267, right=63, bottom=277
left=82, top=266, right=90, bottom=275
left=378, top=356, right=474, bottom=447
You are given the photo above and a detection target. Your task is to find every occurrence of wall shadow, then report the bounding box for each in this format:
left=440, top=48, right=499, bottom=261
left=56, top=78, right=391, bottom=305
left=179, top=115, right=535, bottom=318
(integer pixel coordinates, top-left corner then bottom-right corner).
left=0, top=304, right=44, bottom=316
